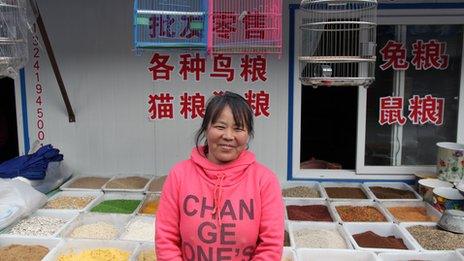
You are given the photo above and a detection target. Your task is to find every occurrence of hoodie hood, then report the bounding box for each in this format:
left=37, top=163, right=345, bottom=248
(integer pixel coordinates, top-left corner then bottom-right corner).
left=190, top=146, right=256, bottom=187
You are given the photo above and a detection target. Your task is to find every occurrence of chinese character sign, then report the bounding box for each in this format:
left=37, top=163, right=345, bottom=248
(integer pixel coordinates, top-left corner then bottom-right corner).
left=149, top=15, right=203, bottom=40
left=378, top=95, right=445, bottom=126
left=146, top=53, right=271, bottom=120
left=379, top=39, right=449, bottom=71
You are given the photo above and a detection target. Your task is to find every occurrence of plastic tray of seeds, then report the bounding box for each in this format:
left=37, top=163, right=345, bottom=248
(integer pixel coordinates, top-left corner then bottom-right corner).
left=102, top=174, right=152, bottom=193
left=330, top=201, right=394, bottom=223
left=297, top=249, right=380, bottom=261
left=0, top=235, right=63, bottom=261
left=43, top=239, right=139, bottom=261
left=380, top=201, right=442, bottom=223
left=282, top=246, right=297, bottom=261
left=364, top=182, right=422, bottom=202
left=1, top=209, right=78, bottom=238
left=288, top=221, right=353, bottom=250
left=378, top=251, right=464, bottom=261
left=60, top=213, right=131, bottom=240
left=133, top=242, right=156, bottom=261
left=321, top=182, right=373, bottom=201
left=60, top=175, right=111, bottom=191
left=285, top=199, right=337, bottom=222
left=137, top=193, right=160, bottom=216
left=145, top=175, right=167, bottom=194
left=281, top=181, right=326, bottom=200
left=399, top=222, right=464, bottom=251
left=119, top=215, right=154, bottom=242
left=40, top=190, right=104, bottom=212
left=87, top=192, right=144, bottom=215
left=342, top=222, right=420, bottom=252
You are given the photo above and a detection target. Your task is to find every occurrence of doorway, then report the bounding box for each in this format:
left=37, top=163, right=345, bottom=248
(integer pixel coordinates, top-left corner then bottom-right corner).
left=0, top=77, right=19, bottom=163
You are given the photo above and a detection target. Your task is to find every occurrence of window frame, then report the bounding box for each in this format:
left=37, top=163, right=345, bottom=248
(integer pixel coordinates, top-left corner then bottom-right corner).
left=288, top=3, right=464, bottom=180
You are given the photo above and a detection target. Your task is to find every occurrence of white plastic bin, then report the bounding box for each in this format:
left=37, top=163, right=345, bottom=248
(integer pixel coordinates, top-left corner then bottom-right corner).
left=87, top=192, right=144, bottom=215
left=289, top=221, right=353, bottom=249
left=119, top=215, right=155, bottom=242
left=364, top=182, right=422, bottom=202
left=0, top=236, right=63, bottom=260
left=102, top=174, right=152, bottom=193
left=297, top=249, right=380, bottom=261
left=321, top=182, right=373, bottom=201
left=60, top=175, right=110, bottom=191
left=60, top=213, right=131, bottom=240
left=285, top=199, right=336, bottom=222
left=380, top=201, right=441, bottom=223
left=281, top=181, right=326, bottom=200
left=41, top=190, right=103, bottom=212
left=343, top=222, right=419, bottom=252
left=43, top=239, right=139, bottom=261
left=282, top=247, right=297, bottom=261
left=331, top=201, right=393, bottom=223
left=378, top=251, right=464, bottom=261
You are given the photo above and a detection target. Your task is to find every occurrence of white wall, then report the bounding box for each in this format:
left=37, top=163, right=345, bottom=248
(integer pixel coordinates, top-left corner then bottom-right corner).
left=21, top=0, right=290, bottom=180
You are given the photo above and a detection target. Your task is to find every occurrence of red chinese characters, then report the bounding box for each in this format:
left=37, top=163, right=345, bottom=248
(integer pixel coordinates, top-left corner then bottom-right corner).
left=411, top=39, right=449, bottom=70
left=379, top=39, right=449, bottom=71
left=379, top=96, right=407, bottom=125
left=179, top=53, right=206, bottom=81
left=245, top=90, right=270, bottom=117
left=180, top=92, right=206, bottom=119
left=148, top=93, right=174, bottom=119
left=378, top=95, right=445, bottom=126
left=408, top=95, right=444, bottom=125
left=379, top=40, right=409, bottom=71
left=212, top=12, right=238, bottom=39
left=210, top=54, right=234, bottom=82
left=240, top=55, right=267, bottom=82
left=242, top=12, right=266, bottom=39
left=148, top=53, right=175, bottom=81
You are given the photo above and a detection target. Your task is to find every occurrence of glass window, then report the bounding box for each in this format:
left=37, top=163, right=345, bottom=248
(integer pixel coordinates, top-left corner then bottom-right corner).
left=365, top=25, right=463, bottom=166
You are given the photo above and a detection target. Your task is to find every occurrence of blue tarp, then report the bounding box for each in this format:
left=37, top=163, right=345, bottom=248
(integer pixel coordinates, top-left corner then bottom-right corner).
left=0, top=144, right=63, bottom=180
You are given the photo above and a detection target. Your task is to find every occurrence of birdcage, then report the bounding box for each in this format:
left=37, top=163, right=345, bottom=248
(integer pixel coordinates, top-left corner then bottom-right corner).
left=299, top=0, right=377, bottom=87
left=0, top=0, right=28, bottom=77
left=133, top=0, right=208, bottom=50
left=208, top=0, right=282, bottom=54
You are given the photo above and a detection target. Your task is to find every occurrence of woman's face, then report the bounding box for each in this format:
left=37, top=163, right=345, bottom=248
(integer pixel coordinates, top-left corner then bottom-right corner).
left=206, top=105, right=249, bottom=165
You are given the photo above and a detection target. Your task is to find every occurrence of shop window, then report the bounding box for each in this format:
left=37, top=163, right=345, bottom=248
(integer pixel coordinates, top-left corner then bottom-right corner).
left=365, top=25, right=462, bottom=167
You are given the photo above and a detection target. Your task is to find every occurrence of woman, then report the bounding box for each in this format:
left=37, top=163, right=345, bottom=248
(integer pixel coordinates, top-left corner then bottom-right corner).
left=155, top=91, right=284, bottom=261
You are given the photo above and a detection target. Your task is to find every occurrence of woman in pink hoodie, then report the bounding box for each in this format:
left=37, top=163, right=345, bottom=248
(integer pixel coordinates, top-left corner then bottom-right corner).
left=156, top=91, right=284, bottom=261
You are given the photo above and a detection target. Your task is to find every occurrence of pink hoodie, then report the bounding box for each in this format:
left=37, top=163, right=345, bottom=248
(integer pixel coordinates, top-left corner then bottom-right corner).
left=156, top=147, right=284, bottom=261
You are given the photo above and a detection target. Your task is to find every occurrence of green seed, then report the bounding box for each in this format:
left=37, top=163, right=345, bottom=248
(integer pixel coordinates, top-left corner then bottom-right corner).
left=90, top=199, right=141, bottom=214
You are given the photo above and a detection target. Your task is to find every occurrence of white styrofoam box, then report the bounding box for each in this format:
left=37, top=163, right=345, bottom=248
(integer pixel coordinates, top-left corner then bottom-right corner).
left=0, top=236, right=63, bottom=260
left=282, top=247, right=297, bottom=261
left=60, top=213, right=131, bottom=240
left=60, top=176, right=111, bottom=191
left=288, top=221, right=353, bottom=249
left=119, top=215, right=155, bottom=242
left=330, top=201, right=394, bottom=223
left=41, top=190, right=104, bottom=212
left=380, top=201, right=442, bottom=223
left=102, top=175, right=152, bottom=193
left=43, top=239, right=139, bottom=261
left=87, top=192, right=144, bottom=215
left=342, top=222, right=420, bottom=252
left=133, top=242, right=156, bottom=261
left=284, top=199, right=337, bottom=222
left=281, top=181, right=326, bottom=200
left=297, top=249, right=380, bottom=261
left=137, top=193, right=160, bottom=216
left=321, top=182, right=373, bottom=201
left=364, top=182, right=422, bottom=202
left=1, top=209, right=78, bottom=238
left=378, top=251, right=464, bottom=261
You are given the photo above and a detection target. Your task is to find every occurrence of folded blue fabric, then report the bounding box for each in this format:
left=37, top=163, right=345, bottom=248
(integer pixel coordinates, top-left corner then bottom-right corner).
left=0, top=144, right=64, bottom=180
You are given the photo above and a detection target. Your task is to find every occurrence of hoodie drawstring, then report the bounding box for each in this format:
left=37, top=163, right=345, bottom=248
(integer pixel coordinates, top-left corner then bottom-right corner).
left=211, top=173, right=226, bottom=222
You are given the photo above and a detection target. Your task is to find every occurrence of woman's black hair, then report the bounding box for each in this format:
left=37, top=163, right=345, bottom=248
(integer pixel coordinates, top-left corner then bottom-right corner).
left=195, top=91, right=254, bottom=154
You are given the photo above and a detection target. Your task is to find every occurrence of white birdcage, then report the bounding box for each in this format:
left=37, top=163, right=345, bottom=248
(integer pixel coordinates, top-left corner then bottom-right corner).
left=299, top=0, right=377, bottom=87
left=0, top=0, right=28, bottom=77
